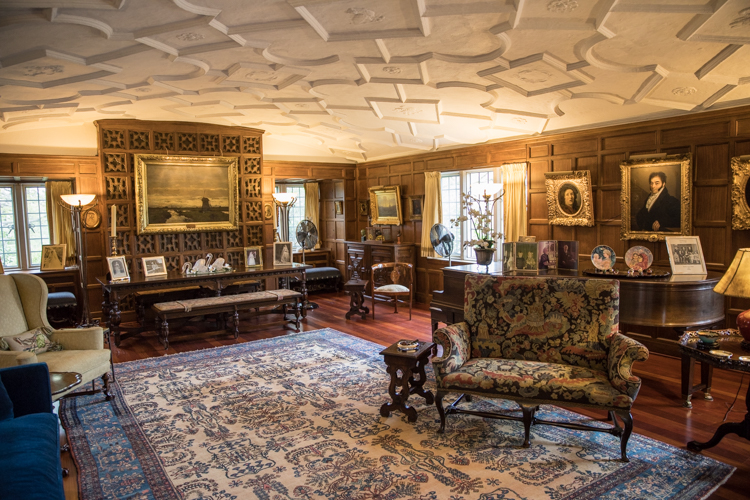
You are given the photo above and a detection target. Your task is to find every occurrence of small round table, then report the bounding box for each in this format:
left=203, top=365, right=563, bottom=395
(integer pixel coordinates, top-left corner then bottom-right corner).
left=678, top=330, right=750, bottom=452
left=50, top=372, right=82, bottom=396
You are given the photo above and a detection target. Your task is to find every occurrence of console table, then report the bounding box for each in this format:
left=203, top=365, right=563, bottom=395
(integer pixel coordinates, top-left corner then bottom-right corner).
left=430, top=265, right=725, bottom=357
left=97, top=262, right=310, bottom=346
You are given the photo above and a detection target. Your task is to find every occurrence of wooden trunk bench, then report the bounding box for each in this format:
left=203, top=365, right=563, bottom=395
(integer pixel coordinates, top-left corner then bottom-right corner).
left=152, top=289, right=302, bottom=349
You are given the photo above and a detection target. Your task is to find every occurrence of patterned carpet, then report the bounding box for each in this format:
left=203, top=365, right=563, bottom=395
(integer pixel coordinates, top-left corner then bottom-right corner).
left=60, top=328, right=734, bottom=500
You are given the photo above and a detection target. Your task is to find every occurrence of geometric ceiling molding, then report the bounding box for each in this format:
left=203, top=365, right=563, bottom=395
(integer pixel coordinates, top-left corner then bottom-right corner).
left=2, top=1, right=750, bottom=161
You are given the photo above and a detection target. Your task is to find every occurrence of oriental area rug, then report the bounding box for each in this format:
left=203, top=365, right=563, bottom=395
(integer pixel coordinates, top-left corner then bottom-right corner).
left=60, top=328, right=734, bottom=500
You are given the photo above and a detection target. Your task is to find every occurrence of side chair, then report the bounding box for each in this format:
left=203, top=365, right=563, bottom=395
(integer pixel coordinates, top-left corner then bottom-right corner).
left=371, top=262, right=414, bottom=320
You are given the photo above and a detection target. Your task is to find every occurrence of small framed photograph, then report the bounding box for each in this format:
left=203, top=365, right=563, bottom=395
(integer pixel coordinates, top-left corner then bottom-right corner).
left=40, top=244, right=66, bottom=270
left=244, top=246, right=263, bottom=268
left=106, top=255, right=130, bottom=281
left=273, top=242, right=293, bottom=266
left=358, top=200, right=369, bottom=216
left=544, top=171, right=594, bottom=227
left=407, top=195, right=424, bottom=221
left=335, top=200, right=344, bottom=215
left=666, top=236, right=706, bottom=275
left=141, top=256, right=167, bottom=277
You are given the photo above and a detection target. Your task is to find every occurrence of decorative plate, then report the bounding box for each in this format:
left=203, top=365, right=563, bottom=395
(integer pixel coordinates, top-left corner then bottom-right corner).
left=708, top=350, right=732, bottom=358
left=624, top=246, right=653, bottom=271
left=739, top=356, right=750, bottom=363
left=82, top=207, right=102, bottom=230
left=591, top=245, right=616, bottom=271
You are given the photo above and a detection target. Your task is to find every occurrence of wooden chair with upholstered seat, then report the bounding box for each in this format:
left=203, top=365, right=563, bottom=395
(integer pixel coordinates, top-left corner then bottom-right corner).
left=371, top=262, right=413, bottom=320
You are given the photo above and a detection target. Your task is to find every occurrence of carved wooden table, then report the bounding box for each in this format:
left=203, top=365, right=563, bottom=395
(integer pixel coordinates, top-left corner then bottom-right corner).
left=379, top=340, right=436, bottom=422
left=344, top=279, right=369, bottom=320
left=50, top=371, right=82, bottom=477
left=678, top=330, right=750, bottom=452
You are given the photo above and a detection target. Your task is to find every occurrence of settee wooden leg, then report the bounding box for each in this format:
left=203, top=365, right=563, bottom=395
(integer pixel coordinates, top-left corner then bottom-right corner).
left=464, top=394, right=472, bottom=403
left=435, top=391, right=447, bottom=433
left=615, top=410, right=633, bottom=462
left=521, top=405, right=537, bottom=448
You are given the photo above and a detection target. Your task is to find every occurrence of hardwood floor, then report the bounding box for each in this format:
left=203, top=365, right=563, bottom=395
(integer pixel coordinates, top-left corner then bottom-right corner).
left=62, top=291, right=749, bottom=499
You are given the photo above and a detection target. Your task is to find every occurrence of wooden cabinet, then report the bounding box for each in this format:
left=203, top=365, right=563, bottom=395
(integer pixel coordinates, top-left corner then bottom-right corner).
left=344, top=241, right=417, bottom=294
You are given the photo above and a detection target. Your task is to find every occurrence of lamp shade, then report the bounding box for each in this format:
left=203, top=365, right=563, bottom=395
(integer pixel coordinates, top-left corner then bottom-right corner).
left=713, top=248, right=750, bottom=298
left=272, top=192, right=297, bottom=205
left=471, top=182, right=503, bottom=199
left=60, top=194, right=96, bottom=207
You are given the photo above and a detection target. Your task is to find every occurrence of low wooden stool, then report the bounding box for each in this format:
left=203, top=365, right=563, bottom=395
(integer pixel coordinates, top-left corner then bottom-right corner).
left=344, top=279, right=369, bottom=320
left=379, top=340, right=436, bottom=422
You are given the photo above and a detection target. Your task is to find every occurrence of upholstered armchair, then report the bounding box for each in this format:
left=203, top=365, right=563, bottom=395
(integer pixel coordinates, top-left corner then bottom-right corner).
left=0, top=274, right=112, bottom=401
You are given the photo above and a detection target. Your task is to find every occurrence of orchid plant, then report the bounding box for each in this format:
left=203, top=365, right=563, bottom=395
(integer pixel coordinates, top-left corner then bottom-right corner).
left=450, top=190, right=503, bottom=249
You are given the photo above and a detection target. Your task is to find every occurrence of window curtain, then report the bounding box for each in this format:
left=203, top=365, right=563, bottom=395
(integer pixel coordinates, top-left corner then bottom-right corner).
left=304, top=182, right=320, bottom=249
left=45, top=180, right=76, bottom=266
left=421, top=171, right=442, bottom=258
left=501, top=162, right=528, bottom=243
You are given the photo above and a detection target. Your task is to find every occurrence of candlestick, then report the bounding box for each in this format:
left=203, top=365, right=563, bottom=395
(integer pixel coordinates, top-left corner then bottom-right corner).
left=111, top=205, right=116, bottom=238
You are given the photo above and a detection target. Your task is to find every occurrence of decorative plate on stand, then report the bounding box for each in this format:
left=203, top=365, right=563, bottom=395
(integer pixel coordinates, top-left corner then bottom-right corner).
left=591, top=245, right=616, bottom=271
left=625, top=246, right=653, bottom=271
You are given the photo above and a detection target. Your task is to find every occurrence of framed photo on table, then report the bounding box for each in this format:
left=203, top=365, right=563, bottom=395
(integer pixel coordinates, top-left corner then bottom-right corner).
left=244, top=246, right=263, bottom=268
left=141, top=256, right=167, bottom=277
left=666, top=236, right=706, bottom=275
left=106, top=255, right=130, bottom=282
left=273, top=242, right=292, bottom=266
left=620, top=153, right=691, bottom=241
left=40, top=244, right=66, bottom=270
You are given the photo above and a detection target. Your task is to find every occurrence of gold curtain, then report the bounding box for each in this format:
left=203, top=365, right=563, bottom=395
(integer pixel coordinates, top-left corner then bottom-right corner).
left=304, top=182, right=320, bottom=249
left=45, top=181, right=76, bottom=266
left=421, top=171, right=442, bottom=258
left=501, top=162, right=528, bottom=243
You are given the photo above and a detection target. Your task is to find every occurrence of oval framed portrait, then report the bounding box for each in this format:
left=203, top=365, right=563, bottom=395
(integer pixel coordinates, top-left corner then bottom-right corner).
left=82, top=207, right=102, bottom=230
left=557, top=182, right=581, bottom=216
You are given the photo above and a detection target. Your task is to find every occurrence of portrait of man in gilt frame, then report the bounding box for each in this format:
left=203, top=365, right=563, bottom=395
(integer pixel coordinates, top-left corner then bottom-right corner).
left=620, top=153, right=691, bottom=242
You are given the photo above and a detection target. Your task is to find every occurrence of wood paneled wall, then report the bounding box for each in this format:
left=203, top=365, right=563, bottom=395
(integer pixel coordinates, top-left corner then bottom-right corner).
left=356, top=105, right=750, bottom=327
left=0, top=153, right=102, bottom=316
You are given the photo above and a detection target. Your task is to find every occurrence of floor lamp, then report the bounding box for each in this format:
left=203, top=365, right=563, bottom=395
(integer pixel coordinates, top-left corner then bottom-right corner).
left=60, top=194, right=97, bottom=327
left=272, top=192, right=297, bottom=242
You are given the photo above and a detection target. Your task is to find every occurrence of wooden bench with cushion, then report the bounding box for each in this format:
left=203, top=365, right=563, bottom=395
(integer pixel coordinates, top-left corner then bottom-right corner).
left=152, top=289, right=302, bottom=349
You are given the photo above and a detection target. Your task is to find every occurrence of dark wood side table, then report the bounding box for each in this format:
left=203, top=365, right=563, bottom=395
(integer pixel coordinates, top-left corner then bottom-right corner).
left=678, top=330, right=750, bottom=452
left=344, top=279, right=369, bottom=320
left=50, top=372, right=82, bottom=477
left=50, top=372, right=82, bottom=396
left=380, top=340, right=436, bottom=422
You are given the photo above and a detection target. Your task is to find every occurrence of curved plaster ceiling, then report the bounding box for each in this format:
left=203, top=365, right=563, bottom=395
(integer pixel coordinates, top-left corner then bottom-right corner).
left=0, top=0, right=749, bottom=163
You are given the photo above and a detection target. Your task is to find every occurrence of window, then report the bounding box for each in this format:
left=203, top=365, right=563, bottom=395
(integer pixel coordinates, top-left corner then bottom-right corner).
left=0, top=183, right=51, bottom=270
left=440, top=169, right=505, bottom=262
left=275, top=184, right=306, bottom=249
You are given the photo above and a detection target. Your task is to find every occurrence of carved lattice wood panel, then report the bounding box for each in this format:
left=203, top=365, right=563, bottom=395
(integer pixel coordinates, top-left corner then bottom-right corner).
left=98, top=120, right=264, bottom=314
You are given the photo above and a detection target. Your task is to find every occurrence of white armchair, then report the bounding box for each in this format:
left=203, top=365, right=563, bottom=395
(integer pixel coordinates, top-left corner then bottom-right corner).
left=0, top=273, right=112, bottom=401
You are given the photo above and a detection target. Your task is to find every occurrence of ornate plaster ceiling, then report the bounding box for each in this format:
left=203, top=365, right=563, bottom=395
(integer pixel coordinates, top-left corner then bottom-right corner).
left=0, top=0, right=749, bottom=162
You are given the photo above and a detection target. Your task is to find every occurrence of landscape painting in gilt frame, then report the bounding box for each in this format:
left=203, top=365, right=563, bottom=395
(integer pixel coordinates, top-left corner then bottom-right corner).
left=134, top=154, right=239, bottom=235
left=368, top=185, right=403, bottom=225
left=620, top=153, right=691, bottom=242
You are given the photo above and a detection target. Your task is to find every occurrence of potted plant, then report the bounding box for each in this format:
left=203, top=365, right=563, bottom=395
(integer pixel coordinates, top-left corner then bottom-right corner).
left=450, top=184, right=504, bottom=267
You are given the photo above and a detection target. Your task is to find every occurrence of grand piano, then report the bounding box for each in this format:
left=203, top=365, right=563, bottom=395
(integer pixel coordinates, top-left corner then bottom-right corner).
left=430, top=263, right=726, bottom=357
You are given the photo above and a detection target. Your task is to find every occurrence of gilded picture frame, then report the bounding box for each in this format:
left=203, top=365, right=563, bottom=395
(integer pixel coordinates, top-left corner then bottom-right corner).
left=134, top=154, right=239, bottom=235
left=407, top=195, right=424, bottom=221
left=620, top=153, right=691, bottom=242
left=358, top=200, right=369, bottom=216
left=544, top=171, right=594, bottom=226
left=731, top=156, right=750, bottom=230
left=368, top=185, right=403, bottom=225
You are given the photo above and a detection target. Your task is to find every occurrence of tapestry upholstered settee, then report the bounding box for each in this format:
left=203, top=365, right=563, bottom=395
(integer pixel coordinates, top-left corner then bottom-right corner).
left=432, top=275, right=649, bottom=462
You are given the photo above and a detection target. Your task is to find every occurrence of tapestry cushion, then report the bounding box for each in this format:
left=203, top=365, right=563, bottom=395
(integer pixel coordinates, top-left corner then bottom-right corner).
left=0, top=412, right=64, bottom=500
left=463, top=275, right=619, bottom=372
left=6, top=327, right=62, bottom=354
left=0, top=337, right=8, bottom=351
left=439, top=357, right=634, bottom=409
left=375, top=284, right=409, bottom=293
left=0, top=376, right=12, bottom=421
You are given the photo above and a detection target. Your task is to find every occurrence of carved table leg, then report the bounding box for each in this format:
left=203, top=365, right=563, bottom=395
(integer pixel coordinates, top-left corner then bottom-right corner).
left=380, top=364, right=418, bottom=422
left=110, top=293, right=122, bottom=347
left=160, top=318, right=169, bottom=351
left=233, top=309, right=240, bottom=339
left=688, top=383, right=750, bottom=452
left=408, top=348, right=435, bottom=405
left=681, top=353, right=695, bottom=408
